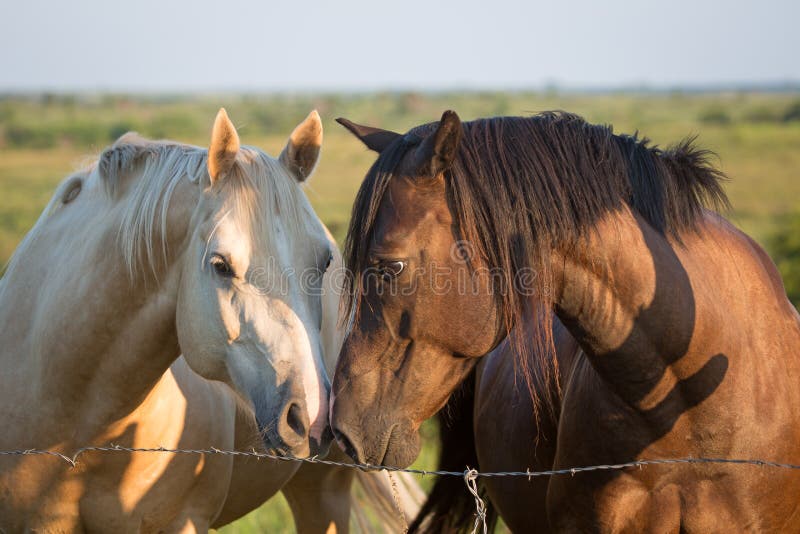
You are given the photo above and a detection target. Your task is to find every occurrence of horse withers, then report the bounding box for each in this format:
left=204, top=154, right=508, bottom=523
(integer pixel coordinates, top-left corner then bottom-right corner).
left=331, top=111, right=800, bottom=532
left=0, top=109, right=418, bottom=532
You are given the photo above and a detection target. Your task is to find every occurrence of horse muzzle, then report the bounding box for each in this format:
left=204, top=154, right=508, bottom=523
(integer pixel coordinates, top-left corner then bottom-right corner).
left=257, top=395, right=333, bottom=459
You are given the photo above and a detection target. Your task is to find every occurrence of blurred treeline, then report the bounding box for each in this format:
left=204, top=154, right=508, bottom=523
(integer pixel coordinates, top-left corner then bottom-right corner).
left=2, top=91, right=800, bottom=150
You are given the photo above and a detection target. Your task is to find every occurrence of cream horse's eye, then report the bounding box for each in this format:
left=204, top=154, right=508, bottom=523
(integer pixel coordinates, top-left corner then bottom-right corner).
left=210, top=253, right=235, bottom=278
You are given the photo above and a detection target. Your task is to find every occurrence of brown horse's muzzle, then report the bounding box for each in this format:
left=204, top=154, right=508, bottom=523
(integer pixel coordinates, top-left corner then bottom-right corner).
left=330, top=320, right=455, bottom=467
left=330, top=398, right=421, bottom=468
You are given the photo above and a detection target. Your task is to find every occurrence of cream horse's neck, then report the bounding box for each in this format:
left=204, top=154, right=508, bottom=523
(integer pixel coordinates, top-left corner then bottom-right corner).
left=0, top=172, right=199, bottom=448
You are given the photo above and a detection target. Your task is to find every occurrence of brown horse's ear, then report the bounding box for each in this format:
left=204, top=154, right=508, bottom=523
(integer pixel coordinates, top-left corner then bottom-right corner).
left=336, top=118, right=401, bottom=153
left=280, top=110, right=323, bottom=182
left=415, top=110, right=462, bottom=177
left=208, top=108, right=240, bottom=184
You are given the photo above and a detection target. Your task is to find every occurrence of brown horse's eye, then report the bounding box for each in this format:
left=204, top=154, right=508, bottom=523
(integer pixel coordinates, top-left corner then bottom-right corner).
left=210, top=254, right=235, bottom=278
left=380, top=260, right=405, bottom=281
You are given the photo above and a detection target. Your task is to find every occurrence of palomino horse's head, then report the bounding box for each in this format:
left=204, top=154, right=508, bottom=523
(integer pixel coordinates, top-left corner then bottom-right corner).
left=330, top=112, right=503, bottom=467
left=45, top=109, right=334, bottom=458
left=173, top=110, right=335, bottom=457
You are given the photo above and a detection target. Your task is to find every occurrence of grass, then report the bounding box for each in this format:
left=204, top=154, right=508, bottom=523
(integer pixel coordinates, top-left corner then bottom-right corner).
left=0, top=91, right=798, bottom=531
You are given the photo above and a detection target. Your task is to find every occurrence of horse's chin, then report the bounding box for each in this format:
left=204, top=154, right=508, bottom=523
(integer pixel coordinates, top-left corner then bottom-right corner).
left=378, top=426, right=421, bottom=468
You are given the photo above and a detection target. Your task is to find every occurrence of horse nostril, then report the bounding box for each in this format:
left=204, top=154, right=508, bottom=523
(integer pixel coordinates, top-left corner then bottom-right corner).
left=333, top=427, right=361, bottom=463
left=286, top=402, right=307, bottom=438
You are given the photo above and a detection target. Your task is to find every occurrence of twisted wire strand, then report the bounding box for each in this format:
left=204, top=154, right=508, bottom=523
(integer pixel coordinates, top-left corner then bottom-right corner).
left=464, top=467, right=487, bottom=534
left=2, top=444, right=800, bottom=476
left=5, top=445, right=800, bottom=531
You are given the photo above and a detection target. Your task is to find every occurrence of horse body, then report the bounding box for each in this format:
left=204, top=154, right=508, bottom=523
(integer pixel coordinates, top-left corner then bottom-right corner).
left=470, top=211, right=800, bottom=532
left=331, top=111, right=800, bottom=532
left=0, top=109, right=414, bottom=532
left=547, top=210, right=800, bottom=532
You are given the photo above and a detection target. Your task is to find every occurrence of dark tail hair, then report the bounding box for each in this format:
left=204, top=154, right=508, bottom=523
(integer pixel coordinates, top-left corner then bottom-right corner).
left=409, top=368, right=498, bottom=533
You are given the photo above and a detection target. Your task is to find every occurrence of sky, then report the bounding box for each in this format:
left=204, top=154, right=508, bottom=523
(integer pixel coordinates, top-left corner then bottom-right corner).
left=0, top=0, right=798, bottom=92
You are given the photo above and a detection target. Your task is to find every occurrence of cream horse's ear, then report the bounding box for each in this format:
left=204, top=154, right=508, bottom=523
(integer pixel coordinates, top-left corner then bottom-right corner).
left=208, top=108, right=240, bottom=184
left=280, top=110, right=323, bottom=182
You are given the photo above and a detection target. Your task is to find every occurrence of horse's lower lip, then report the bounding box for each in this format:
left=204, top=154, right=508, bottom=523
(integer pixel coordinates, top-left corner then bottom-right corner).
left=376, top=423, right=421, bottom=468
left=376, top=424, right=399, bottom=465
left=360, top=424, right=400, bottom=466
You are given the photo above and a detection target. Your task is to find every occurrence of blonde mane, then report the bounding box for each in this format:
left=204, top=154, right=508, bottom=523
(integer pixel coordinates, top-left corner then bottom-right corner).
left=4, top=134, right=314, bottom=283
left=100, top=133, right=314, bottom=277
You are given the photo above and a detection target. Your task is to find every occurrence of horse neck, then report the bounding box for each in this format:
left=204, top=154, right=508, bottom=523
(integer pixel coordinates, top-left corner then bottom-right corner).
left=0, top=181, right=197, bottom=444
left=551, top=208, right=704, bottom=409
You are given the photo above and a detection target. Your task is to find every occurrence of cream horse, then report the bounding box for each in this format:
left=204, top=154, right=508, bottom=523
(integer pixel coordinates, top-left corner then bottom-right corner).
left=0, top=109, right=421, bottom=532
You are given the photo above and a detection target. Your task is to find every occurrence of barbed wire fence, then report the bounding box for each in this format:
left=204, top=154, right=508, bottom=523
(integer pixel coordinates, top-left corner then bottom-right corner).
left=3, top=445, right=800, bottom=533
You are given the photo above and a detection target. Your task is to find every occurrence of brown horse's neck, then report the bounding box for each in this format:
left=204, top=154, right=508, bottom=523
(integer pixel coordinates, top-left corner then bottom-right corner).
left=550, top=208, right=701, bottom=409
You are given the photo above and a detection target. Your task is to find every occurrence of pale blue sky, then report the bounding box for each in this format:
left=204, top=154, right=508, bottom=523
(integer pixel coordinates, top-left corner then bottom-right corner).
left=1, top=0, right=797, bottom=91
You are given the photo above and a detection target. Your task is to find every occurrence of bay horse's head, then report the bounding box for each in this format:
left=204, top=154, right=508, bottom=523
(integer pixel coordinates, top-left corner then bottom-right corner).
left=330, top=112, right=506, bottom=467
left=101, top=110, right=334, bottom=458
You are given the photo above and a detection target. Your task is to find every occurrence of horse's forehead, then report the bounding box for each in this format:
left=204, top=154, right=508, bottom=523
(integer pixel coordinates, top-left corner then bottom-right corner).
left=212, top=217, right=253, bottom=256
left=372, top=176, right=448, bottom=248
left=211, top=200, right=326, bottom=262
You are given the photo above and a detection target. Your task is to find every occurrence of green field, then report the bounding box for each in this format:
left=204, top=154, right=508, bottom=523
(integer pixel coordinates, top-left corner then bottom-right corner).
left=1, top=91, right=799, bottom=531
left=2, top=92, right=800, bottom=254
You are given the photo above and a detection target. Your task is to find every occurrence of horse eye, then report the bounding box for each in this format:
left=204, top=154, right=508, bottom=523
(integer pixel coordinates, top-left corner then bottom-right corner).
left=210, top=254, right=234, bottom=278
left=325, top=252, right=333, bottom=271
left=380, top=260, right=405, bottom=280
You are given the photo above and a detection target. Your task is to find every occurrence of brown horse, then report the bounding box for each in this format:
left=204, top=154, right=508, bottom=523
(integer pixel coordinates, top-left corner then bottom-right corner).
left=330, top=111, right=800, bottom=531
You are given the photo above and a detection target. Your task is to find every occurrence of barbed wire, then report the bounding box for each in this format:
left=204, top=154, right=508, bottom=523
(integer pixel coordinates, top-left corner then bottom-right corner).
left=4, top=445, right=800, bottom=477
left=4, top=445, right=800, bottom=533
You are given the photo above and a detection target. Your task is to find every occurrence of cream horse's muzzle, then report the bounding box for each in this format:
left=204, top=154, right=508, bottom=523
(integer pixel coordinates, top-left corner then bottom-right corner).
left=256, top=383, right=332, bottom=459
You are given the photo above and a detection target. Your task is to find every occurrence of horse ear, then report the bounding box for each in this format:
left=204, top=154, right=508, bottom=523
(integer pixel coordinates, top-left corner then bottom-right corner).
left=208, top=108, right=240, bottom=184
left=336, top=118, right=401, bottom=153
left=280, top=110, right=323, bottom=182
left=415, top=110, right=462, bottom=177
